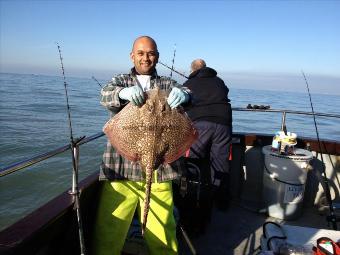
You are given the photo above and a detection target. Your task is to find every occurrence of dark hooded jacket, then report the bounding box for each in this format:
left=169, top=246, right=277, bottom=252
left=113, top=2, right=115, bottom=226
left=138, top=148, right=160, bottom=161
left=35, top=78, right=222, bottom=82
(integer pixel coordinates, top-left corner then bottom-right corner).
left=184, top=67, right=232, bottom=126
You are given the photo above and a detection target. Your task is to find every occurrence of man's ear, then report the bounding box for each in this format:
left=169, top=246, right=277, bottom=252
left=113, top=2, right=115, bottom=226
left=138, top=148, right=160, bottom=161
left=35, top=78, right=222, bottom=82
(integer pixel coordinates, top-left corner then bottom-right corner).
left=155, top=52, right=159, bottom=63
left=130, top=52, right=134, bottom=62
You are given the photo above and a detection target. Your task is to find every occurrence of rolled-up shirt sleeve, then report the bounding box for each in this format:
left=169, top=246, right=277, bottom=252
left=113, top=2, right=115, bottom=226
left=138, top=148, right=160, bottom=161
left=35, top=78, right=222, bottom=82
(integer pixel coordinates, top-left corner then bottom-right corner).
left=100, top=76, right=128, bottom=112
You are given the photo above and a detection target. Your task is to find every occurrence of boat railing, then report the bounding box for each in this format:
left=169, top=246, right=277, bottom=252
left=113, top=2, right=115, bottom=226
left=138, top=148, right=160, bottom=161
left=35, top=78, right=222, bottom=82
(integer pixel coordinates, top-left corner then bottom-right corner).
left=232, top=107, right=340, bottom=119
left=1, top=107, right=339, bottom=178
left=0, top=132, right=105, bottom=177
left=232, top=107, right=340, bottom=135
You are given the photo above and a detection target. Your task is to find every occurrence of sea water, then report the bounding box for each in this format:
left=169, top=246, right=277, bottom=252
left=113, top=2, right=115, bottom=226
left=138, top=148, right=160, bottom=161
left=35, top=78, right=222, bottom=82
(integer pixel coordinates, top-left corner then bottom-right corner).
left=0, top=72, right=339, bottom=230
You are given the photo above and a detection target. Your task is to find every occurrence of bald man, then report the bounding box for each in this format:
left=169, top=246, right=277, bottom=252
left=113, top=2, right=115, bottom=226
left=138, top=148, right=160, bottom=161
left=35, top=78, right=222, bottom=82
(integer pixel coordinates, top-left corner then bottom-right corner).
left=93, top=36, right=191, bottom=255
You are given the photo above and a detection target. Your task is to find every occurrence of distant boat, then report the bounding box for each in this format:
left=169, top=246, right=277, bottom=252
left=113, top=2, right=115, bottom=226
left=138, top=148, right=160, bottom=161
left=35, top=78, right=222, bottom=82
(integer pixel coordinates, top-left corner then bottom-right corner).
left=0, top=108, right=339, bottom=255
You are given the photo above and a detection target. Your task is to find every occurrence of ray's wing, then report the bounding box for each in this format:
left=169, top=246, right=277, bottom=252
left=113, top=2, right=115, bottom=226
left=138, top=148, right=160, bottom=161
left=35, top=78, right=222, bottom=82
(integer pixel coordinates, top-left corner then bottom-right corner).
left=103, top=104, right=142, bottom=162
left=160, top=110, right=198, bottom=163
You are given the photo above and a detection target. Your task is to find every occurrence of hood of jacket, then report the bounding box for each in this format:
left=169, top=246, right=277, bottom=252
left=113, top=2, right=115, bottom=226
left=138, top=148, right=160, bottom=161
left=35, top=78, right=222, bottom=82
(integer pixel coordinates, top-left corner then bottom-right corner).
left=189, top=67, right=217, bottom=79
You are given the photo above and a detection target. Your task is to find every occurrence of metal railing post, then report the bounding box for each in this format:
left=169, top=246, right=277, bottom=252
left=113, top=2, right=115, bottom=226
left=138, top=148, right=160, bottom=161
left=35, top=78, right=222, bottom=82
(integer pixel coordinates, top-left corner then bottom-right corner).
left=69, top=142, right=86, bottom=255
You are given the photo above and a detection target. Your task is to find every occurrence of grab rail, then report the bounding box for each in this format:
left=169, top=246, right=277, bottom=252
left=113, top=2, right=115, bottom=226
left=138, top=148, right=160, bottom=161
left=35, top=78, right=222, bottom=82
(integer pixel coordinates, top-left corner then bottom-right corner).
left=1, top=107, right=339, bottom=178
left=232, top=107, right=340, bottom=119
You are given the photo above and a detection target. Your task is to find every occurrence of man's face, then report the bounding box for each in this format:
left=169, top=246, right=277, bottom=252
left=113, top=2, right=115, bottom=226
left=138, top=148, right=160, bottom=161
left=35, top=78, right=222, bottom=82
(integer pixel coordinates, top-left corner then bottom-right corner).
left=130, top=38, right=159, bottom=75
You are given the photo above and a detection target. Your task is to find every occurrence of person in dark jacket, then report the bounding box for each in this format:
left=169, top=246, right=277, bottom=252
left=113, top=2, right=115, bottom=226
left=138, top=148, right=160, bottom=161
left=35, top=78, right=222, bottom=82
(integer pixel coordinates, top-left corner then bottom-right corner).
left=184, top=59, right=232, bottom=210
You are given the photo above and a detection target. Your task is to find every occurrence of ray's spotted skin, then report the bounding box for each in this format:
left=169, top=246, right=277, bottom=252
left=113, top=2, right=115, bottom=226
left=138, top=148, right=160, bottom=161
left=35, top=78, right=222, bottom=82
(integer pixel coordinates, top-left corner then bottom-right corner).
left=103, top=87, right=197, bottom=235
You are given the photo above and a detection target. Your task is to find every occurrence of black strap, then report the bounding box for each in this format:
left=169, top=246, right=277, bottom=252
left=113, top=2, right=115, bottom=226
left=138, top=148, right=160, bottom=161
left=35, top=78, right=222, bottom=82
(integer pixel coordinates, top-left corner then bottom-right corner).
left=262, top=221, right=287, bottom=250
left=179, top=176, right=188, bottom=197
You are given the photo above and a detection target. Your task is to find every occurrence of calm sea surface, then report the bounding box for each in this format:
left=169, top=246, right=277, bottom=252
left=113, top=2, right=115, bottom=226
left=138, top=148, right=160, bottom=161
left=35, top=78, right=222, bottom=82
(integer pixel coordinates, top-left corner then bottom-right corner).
left=0, top=72, right=339, bottom=230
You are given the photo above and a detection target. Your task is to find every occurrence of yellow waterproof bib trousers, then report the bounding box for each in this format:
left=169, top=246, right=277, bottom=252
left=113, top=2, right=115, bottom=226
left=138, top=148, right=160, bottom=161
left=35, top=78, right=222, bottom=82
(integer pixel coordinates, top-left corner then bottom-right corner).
left=92, top=178, right=178, bottom=255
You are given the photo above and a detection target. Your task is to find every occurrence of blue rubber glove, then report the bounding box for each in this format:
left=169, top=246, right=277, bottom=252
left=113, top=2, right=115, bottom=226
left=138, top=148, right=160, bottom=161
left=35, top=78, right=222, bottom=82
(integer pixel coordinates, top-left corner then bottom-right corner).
left=119, top=85, right=145, bottom=106
left=167, top=87, right=190, bottom=109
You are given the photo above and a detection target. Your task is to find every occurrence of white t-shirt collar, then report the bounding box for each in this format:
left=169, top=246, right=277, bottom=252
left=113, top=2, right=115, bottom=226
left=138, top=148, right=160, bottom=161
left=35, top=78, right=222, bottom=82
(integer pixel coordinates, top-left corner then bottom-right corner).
left=136, top=75, right=151, bottom=91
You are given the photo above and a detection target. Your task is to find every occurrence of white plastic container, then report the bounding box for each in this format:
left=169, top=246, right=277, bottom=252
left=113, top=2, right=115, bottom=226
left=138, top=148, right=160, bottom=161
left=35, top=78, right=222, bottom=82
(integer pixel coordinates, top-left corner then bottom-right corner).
left=262, top=145, right=313, bottom=220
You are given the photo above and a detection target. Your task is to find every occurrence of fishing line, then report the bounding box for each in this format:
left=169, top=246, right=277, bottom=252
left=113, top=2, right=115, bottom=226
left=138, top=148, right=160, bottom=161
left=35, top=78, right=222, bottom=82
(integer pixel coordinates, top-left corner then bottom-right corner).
left=92, top=76, right=103, bottom=88
left=57, top=43, right=75, bottom=142
left=170, top=43, right=176, bottom=79
left=302, top=71, right=338, bottom=230
left=158, top=61, right=189, bottom=79
left=56, top=42, right=87, bottom=254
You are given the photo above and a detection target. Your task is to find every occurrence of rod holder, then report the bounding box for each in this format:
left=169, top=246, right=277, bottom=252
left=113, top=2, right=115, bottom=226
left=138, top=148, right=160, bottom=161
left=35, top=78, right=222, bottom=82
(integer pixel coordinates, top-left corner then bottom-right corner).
left=281, top=111, right=287, bottom=134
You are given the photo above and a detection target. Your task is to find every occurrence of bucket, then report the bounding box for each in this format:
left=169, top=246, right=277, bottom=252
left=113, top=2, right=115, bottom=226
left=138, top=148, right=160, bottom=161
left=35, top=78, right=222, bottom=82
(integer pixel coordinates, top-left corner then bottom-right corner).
left=262, top=145, right=313, bottom=220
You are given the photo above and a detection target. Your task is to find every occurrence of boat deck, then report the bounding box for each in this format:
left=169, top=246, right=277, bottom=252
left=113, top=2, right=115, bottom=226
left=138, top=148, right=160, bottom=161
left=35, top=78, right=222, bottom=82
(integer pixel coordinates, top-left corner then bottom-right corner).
left=177, top=201, right=333, bottom=255
left=121, top=196, right=337, bottom=255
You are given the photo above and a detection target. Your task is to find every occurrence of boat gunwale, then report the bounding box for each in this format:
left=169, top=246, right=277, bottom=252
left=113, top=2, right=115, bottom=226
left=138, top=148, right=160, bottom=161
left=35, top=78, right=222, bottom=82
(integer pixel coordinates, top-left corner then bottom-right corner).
left=0, top=172, right=98, bottom=252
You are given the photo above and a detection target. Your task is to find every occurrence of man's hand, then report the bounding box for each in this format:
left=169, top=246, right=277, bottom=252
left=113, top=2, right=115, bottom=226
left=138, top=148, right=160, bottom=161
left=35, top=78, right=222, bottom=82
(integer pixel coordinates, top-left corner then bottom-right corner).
left=119, top=85, right=145, bottom=106
left=167, top=87, right=189, bottom=109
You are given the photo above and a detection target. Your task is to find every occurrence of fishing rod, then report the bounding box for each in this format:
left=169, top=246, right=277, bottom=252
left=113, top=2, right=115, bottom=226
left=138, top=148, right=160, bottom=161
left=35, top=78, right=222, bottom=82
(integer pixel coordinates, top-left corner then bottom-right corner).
left=170, top=44, right=176, bottom=79
left=158, top=61, right=189, bottom=79
left=92, top=76, right=103, bottom=88
left=56, top=43, right=87, bottom=254
left=302, top=71, right=338, bottom=230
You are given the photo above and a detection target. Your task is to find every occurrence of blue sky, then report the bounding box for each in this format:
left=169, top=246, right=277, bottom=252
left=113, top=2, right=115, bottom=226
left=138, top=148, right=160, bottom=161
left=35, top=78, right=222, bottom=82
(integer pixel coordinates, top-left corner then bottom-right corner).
left=1, top=0, right=339, bottom=94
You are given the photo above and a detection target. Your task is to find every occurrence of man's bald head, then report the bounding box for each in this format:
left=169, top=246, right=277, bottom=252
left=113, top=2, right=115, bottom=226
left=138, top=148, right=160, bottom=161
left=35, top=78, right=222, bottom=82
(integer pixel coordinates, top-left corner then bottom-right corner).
left=132, top=36, right=158, bottom=52
left=191, top=59, right=206, bottom=72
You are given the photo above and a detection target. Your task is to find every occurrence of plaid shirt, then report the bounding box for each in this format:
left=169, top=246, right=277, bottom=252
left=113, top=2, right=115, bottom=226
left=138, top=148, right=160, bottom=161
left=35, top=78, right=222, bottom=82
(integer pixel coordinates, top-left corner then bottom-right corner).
left=99, top=68, right=190, bottom=182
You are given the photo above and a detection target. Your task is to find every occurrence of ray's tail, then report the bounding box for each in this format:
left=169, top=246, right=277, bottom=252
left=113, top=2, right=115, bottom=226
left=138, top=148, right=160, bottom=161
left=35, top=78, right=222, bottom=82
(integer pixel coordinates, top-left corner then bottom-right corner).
left=142, top=166, right=153, bottom=236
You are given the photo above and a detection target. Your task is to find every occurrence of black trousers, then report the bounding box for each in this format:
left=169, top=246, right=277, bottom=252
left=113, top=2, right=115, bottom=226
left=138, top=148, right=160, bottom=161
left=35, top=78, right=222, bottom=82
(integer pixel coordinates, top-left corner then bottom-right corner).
left=188, top=120, right=232, bottom=186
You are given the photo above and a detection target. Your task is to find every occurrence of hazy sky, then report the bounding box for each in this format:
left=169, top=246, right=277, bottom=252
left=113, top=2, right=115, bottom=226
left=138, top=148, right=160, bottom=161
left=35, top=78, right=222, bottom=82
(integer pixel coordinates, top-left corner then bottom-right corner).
left=1, top=0, right=339, bottom=94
